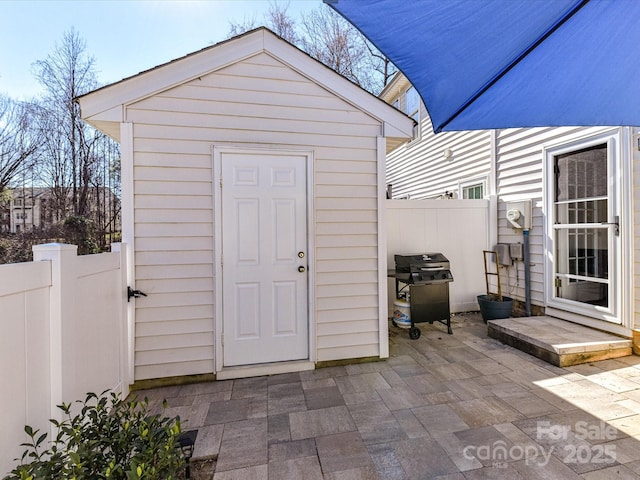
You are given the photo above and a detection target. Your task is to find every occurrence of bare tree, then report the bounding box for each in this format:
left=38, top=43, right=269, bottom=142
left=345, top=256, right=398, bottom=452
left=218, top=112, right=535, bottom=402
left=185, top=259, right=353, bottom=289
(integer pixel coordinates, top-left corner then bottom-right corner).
left=32, top=104, right=71, bottom=221
left=88, top=132, right=121, bottom=249
left=364, top=41, right=398, bottom=92
left=266, top=1, right=298, bottom=44
left=28, top=29, right=120, bottom=251
left=0, top=96, right=41, bottom=195
left=299, top=7, right=398, bottom=93
left=227, top=14, right=259, bottom=38
left=227, top=1, right=298, bottom=44
left=227, top=2, right=395, bottom=95
left=33, top=28, right=100, bottom=218
left=299, top=7, right=375, bottom=90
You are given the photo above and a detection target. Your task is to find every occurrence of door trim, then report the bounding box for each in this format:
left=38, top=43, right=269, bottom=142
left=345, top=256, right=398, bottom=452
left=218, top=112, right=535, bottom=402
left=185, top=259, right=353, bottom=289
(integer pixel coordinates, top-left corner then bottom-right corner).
left=212, top=144, right=316, bottom=375
left=120, top=122, right=136, bottom=385
left=216, top=360, right=315, bottom=381
left=376, top=137, right=389, bottom=358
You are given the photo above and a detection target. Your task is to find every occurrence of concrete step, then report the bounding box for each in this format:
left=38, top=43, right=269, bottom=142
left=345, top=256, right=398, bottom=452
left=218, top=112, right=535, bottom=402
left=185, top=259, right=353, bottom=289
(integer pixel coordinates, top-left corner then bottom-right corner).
left=487, top=316, right=633, bottom=367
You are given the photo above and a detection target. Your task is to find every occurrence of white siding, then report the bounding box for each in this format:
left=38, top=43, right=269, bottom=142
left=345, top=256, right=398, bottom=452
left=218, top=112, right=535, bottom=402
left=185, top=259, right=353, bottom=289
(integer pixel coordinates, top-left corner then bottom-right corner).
left=495, top=126, right=618, bottom=308
left=633, top=127, right=640, bottom=330
left=383, top=75, right=637, bottom=330
left=386, top=112, right=631, bottom=317
left=127, top=52, right=385, bottom=379
left=386, top=108, right=492, bottom=199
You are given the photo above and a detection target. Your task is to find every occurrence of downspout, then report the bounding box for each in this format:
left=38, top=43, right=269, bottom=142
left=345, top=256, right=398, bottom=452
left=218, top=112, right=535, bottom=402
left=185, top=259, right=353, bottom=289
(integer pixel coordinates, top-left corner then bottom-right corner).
left=488, top=130, right=498, bottom=251
left=523, top=229, right=531, bottom=316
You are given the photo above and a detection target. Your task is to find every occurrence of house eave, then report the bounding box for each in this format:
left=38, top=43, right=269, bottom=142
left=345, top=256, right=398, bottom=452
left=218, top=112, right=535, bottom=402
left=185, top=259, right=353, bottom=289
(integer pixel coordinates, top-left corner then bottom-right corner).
left=80, top=105, right=124, bottom=141
left=379, top=72, right=411, bottom=104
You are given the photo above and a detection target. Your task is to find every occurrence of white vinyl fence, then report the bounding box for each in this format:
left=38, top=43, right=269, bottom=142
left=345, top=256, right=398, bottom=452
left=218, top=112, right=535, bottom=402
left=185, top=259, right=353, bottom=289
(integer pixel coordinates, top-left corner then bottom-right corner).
left=386, top=199, right=491, bottom=315
left=0, top=243, right=127, bottom=476
left=0, top=201, right=490, bottom=473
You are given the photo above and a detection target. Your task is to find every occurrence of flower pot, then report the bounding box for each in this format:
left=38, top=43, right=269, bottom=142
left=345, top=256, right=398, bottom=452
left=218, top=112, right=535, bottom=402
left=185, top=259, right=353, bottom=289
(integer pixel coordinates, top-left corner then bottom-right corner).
left=477, top=294, right=513, bottom=323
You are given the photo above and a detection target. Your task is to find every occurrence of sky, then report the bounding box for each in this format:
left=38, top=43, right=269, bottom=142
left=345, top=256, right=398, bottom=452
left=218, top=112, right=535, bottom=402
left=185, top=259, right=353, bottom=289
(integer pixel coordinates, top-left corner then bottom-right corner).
left=0, top=0, right=322, bottom=100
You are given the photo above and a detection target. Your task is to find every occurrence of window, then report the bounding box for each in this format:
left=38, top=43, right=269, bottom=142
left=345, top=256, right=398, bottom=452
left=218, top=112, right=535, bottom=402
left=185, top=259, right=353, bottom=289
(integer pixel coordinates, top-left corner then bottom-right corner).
left=405, top=86, right=420, bottom=122
left=404, top=86, right=421, bottom=139
left=459, top=178, right=487, bottom=199
left=553, top=144, right=608, bottom=306
left=463, top=184, right=484, bottom=199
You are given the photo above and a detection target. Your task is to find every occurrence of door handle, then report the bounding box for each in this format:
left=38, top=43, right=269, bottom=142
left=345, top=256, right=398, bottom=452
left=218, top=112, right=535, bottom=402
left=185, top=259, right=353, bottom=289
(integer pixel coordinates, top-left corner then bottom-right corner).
left=601, top=215, right=619, bottom=236
left=298, top=266, right=306, bottom=273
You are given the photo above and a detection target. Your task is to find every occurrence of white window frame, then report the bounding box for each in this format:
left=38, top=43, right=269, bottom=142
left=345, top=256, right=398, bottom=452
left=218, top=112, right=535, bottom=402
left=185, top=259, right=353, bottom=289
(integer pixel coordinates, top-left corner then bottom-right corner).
left=405, top=86, right=420, bottom=122
left=403, top=86, right=421, bottom=142
left=458, top=177, right=487, bottom=199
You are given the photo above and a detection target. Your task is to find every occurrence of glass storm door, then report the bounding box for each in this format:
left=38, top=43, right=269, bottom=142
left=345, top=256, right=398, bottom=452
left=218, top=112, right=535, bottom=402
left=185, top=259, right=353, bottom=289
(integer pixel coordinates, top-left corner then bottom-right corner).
left=551, top=141, right=618, bottom=321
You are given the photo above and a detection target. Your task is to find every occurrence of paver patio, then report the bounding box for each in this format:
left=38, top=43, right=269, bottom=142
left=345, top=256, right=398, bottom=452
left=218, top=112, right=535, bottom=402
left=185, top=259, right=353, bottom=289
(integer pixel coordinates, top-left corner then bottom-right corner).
left=137, top=313, right=640, bottom=479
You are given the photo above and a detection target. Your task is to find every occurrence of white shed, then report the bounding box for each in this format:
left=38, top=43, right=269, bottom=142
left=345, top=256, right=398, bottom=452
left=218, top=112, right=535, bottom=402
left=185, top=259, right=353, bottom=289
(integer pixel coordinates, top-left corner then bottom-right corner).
left=78, top=28, right=413, bottom=385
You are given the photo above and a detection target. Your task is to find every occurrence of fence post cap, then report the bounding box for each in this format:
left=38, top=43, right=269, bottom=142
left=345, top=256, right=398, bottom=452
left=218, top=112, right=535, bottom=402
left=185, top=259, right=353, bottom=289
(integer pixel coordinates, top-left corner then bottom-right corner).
left=32, top=243, right=79, bottom=255
left=32, top=243, right=78, bottom=251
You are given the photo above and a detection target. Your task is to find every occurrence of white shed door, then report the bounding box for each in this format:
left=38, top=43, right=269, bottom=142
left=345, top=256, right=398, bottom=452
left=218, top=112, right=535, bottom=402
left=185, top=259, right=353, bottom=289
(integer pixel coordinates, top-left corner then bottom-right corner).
left=221, top=152, right=308, bottom=367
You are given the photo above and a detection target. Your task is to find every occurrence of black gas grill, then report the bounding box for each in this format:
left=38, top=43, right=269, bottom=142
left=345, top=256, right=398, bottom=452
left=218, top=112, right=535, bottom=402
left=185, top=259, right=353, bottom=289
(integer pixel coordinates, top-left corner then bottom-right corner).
left=389, top=253, right=454, bottom=339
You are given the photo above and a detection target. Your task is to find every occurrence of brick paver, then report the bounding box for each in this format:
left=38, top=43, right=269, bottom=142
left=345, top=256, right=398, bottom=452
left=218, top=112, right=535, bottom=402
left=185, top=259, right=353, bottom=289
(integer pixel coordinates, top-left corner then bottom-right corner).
left=137, top=313, right=640, bottom=479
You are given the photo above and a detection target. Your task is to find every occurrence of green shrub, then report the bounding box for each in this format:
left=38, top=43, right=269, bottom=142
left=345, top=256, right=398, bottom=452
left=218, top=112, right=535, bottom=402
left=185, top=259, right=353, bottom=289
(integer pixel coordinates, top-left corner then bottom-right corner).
left=4, top=391, right=185, bottom=480
left=63, top=215, right=99, bottom=255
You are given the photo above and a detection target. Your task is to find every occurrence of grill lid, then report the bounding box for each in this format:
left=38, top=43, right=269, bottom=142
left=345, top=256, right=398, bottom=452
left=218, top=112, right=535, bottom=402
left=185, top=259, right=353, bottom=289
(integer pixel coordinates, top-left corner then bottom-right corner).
left=394, top=253, right=449, bottom=271
left=394, top=253, right=453, bottom=284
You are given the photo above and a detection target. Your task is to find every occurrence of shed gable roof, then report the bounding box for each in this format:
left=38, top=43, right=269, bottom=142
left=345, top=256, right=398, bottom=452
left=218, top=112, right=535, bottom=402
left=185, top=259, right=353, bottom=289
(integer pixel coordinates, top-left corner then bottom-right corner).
left=77, top=28, right=414, bottom=147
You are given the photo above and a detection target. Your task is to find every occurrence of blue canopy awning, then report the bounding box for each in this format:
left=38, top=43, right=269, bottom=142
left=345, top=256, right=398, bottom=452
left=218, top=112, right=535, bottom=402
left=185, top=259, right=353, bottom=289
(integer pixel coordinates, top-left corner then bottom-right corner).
left=326, top=0, right=640, bottom=132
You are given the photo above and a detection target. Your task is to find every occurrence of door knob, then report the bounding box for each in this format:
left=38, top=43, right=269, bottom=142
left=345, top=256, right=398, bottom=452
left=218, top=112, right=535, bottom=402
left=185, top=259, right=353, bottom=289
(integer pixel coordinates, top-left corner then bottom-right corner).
left=298, top=266, right=306, bottom=273
left=298, top=252, right=305, bottom=258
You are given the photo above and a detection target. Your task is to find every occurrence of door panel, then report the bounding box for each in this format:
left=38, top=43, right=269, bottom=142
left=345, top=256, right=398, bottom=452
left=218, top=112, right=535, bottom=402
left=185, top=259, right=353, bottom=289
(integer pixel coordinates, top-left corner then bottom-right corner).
left=236, top=199, right=260, bottom=265
left=273, top=281, right=297, bottom=335
left=221, top=152, right=308, bottom=366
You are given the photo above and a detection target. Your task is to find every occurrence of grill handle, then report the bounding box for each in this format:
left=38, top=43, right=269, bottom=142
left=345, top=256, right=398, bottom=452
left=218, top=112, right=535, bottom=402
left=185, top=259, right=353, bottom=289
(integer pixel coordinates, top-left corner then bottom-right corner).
left=417, top=265, right=446, bottom=271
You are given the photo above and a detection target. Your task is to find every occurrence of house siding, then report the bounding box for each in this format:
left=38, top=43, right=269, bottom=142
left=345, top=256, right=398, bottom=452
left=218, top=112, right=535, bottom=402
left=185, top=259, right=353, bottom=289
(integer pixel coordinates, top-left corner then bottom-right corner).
left=633, top=127, right=640, bottom=331
left=495, top=126, right=622, bottom=308
left=126, top=52, right=384, bottom=379
left=386, top=107, right=493, bottom=200
left=385, top=94, right=632, bottom=321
